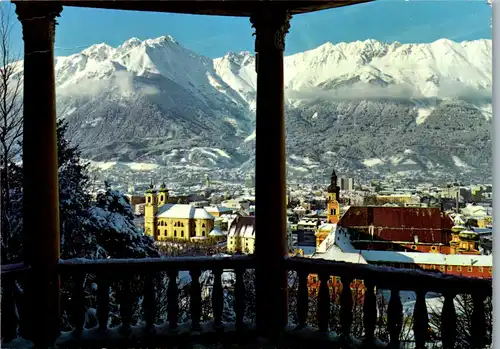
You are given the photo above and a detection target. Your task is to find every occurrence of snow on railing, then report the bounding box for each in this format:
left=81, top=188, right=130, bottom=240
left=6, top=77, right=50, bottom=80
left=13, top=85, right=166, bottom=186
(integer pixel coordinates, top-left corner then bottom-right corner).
left=1, top=255, right=492, bottom=349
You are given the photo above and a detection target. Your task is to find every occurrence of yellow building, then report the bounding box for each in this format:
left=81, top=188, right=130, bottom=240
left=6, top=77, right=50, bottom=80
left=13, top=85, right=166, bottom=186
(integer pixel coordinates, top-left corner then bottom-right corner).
left=144, top=183, right=215, bottom=241
left=450, top=225, right=480, bottom=255
left=227, top=216, right=255, bottom=254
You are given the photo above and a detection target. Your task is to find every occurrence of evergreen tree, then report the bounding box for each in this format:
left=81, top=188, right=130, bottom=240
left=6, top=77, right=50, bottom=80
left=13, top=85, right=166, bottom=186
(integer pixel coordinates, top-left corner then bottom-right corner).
left=56, top=119, right=96, bottom=259
left=3, top=119, right=159, bottom=261
left=90, top=181, right=159, bottom=258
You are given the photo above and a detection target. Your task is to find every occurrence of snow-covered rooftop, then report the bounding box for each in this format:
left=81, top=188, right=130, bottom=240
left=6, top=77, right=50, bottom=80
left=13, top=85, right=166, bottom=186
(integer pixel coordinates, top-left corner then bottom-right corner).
left=209, top=227, right=225, bottom=237
left=313, top=225, right=367, bottom=263
left=361, top=251, right=493, bottom=267
left=205, top=206, right=233, bottom=213
left=314, top=247, right=368, bottom=264
left=317, top=223, right=336, bottom=233
left=316, top=226, right=493, bottom=267
left=156, top=204, right=215, bottom=220
left=227, top=216, right=255, bottom=238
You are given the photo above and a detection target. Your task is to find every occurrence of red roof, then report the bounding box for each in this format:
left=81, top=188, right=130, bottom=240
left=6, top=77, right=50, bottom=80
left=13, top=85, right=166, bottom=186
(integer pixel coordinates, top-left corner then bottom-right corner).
left=339, top=207, right=454, bottom=244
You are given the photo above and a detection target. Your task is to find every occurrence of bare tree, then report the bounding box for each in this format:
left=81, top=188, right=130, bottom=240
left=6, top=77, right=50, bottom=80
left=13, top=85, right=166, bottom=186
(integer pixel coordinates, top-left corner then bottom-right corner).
left=0, top=4, right=23, bottom=262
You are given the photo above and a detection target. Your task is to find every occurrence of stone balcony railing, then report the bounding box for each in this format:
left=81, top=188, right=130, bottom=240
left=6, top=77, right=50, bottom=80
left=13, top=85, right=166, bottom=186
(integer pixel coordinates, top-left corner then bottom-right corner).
left=1, top=255, right=492, bottom=349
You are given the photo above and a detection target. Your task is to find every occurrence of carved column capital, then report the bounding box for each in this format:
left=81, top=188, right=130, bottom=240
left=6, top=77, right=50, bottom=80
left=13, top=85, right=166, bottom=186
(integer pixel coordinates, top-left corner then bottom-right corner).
left=250, top=9, right=292, bottom=53
left=15, top=3, right=62, bottom=46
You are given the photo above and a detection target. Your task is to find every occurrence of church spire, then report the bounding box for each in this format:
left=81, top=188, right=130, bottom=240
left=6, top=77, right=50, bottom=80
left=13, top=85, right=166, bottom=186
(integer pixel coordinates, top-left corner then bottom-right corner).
left=146, top=178, right=155, bottom=193
left=327, top=168, right=339, bottom=195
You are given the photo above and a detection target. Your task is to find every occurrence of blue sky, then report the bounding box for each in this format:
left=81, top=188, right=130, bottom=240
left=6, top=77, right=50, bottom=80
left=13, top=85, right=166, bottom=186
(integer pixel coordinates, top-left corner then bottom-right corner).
left=6, top=0, right=492, bottom=58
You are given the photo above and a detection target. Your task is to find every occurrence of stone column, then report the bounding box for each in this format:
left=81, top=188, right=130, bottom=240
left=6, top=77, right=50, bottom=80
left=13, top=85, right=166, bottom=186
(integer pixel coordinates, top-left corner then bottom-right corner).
left=250, top=7, right=291, bottom=339
left=15, top=3, right=63, bottom=346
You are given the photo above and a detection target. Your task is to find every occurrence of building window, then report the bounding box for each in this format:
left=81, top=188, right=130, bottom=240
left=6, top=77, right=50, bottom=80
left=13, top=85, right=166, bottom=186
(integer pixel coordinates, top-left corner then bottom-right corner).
left=440, top=265, right=445, bottom=272
left=157, top=229, right=160, bottom=236
left=447, top=265, right=453, bottom=271
left=411, top=245, right=417, bottom=250
left=147, top=197, right=151, bottom=204
left=177, top=221, right=181, bottom=227
left=457, top=266, right=462, bottom=272
left=468, top=266, right=473, bottom=272
left=160, top=195, right=164, bottom=201
left=164, top=230, right=167, bottom=236
left=431, top=246, right=437, bottom=252
left=174, top=230, right=177, bottom=237
left=181, top=231, right=184, bottom=237
left=489, top=267, right=493, bottom=273
left=431, top=265, right=436, bottom=270
left=202, top=223, right=206, bottom=228
left=202, top=231, right=205, bottom=236
left=479, top=266, right=484, bottom=272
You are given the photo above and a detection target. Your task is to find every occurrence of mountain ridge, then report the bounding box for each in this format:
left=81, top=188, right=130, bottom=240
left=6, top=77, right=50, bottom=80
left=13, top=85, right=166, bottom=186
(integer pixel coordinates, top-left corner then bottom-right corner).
left=13, top=36, right=492, bottom=183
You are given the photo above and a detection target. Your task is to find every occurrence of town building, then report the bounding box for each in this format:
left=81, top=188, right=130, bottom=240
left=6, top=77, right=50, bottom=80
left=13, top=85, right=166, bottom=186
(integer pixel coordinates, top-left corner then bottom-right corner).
left=227, top=216, right=293, bottom=254
left=374, top=194, right=421, bottom=206
left=340, top=177, right=354, bottom=191
left=144, top=183, right=215, bottom=241
left=227, top=216, right=256, bottom=254
left=339, top=206, right=461, bottom=254
left=204, top=206, right=234, bottom=217
left=124, top=193, right=146, bottom=205
left=308, top=223, right=492, bottom=296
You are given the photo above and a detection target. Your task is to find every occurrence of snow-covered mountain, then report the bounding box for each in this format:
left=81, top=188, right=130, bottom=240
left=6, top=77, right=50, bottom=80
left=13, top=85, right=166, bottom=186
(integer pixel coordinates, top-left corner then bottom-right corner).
left=215, top=38, right=491, bottom=108
left=216, top=38, right=492, bottom=182
left=16, top=36, right=492, bottom=183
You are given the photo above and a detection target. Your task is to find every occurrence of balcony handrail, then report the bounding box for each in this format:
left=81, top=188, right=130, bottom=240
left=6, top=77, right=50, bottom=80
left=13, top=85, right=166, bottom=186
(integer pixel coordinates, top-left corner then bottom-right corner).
left=2, top=254, right=493, bottom=349
left=286, top=256, right=492, bottom=294
left=1, top=263, right=31, bottom=276
left=57, top=254, right=256, bottom=273
left=56, top=254, right=492, bottom=295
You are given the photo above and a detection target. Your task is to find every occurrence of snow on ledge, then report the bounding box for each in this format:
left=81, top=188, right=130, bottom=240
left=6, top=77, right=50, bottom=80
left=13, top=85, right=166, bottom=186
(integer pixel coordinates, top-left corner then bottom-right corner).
left=55, top=320, right=256, bottom=347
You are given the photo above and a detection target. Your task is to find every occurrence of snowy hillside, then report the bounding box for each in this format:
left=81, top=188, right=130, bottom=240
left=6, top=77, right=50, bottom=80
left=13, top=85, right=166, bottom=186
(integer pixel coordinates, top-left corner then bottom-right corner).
left=13, top=36, right=492, bottom=183
left=217, top=38, right=492, bottom=182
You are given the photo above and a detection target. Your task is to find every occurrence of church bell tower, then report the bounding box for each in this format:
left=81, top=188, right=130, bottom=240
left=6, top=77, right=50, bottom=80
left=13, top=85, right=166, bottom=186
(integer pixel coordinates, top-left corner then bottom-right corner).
left=144, top=181, right=158, bottom=239
left=158, top=182, right=169, bottom=207
left=327, top=169, right=341, bottom=224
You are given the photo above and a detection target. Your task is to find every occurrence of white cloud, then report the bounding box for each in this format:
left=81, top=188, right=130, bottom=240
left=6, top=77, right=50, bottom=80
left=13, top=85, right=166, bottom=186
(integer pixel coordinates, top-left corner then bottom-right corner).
left=57, top=70, right=159, bottom=98
left=285, top=79, right=491, bottom=102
